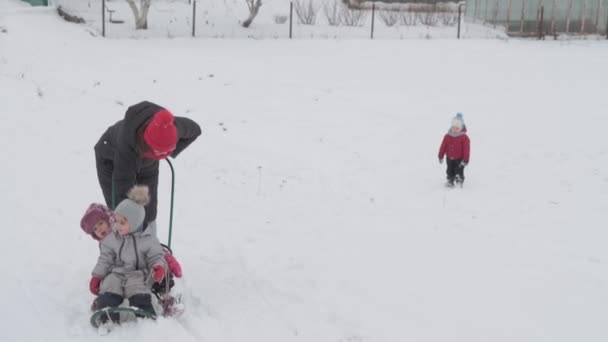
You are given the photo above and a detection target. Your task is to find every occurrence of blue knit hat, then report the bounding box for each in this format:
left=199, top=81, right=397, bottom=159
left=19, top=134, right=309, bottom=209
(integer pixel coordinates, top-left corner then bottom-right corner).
left=451, top=112, right=465, bottom=129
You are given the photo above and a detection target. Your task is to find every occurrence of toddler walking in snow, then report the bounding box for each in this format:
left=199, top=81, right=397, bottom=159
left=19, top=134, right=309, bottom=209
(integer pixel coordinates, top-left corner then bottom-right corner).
left=88, top=185, right=168, bottom=323
left=438, top=113, right=470, bottom=187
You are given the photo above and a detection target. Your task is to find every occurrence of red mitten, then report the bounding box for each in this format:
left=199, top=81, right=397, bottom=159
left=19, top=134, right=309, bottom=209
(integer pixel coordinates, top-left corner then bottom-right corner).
left=164, top=253, right=182, bottom=278
left=152, top=264, right=165, bottom=282
left=89, top=276, right=101, bottom=295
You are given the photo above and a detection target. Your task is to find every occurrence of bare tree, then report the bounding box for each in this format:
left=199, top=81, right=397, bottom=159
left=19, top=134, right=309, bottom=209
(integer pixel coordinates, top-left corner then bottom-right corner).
left=125, top=0, right=152, bottom=29
left=379, top=10, right=399, bottom=27
left=399, top=8, right=417, bottom=26
left=243, top=0, right=263, bottom=28
left=439, top=9, right=457, bottom=26
left=294, top=0, right=320, bottom=25
left=421, top=12, right=439, bottom=26
left=323, top=0, right=342, bottom=26
left=414, top=5, right=438, bottom=26
left=340, top=2, right=367, bottom=26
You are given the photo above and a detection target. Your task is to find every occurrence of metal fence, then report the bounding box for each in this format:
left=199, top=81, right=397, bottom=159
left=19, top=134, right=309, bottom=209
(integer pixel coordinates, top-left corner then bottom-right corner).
left=49, top=0, right=608, bottom=39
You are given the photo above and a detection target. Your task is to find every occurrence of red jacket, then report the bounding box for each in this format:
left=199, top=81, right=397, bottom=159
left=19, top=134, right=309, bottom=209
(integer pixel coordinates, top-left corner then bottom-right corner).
left=438, top=132, right=470, bottom=162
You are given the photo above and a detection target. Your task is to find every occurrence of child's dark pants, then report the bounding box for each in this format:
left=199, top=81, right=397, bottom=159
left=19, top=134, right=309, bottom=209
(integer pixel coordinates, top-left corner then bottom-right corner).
left=96, top=292, right=157, bottom=323
left=446, top=158, right=465, bottom=185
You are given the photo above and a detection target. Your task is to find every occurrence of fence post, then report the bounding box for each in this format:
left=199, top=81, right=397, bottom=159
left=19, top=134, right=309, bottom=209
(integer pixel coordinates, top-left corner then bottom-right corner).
left=457, top=4, right=462, bottom=39
left=538, top=6, right=544, bottom=39
left=371, top=3, right=375, bottom=39
left=102, top=0, right=106, bottom=37
left=606, top=7, right=608, bottom=39
left=289, top=1, right=293, bottom=39
left=192, top=0, right=196, bottom=37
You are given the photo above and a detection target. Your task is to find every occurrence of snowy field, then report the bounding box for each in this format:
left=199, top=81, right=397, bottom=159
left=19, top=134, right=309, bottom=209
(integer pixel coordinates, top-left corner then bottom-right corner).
left=1, top=1, right=608, bottom=341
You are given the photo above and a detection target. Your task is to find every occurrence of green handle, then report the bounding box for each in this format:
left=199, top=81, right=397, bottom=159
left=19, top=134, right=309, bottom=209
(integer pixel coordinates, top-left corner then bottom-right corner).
left=165, top=158, right=175, bottom=250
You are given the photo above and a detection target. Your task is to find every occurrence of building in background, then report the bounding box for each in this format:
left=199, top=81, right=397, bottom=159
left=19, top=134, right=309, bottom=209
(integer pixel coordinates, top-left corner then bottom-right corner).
left=465, top=0, right=608, bottom=35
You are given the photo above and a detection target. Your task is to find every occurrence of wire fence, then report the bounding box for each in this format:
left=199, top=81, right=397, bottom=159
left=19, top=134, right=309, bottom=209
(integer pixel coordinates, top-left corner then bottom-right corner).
left=49, top=0, right=608, bottom=39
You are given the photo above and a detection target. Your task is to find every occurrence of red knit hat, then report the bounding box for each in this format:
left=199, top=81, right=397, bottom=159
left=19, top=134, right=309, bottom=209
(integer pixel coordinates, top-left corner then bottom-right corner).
left=143, top=109, right=178, bottom=153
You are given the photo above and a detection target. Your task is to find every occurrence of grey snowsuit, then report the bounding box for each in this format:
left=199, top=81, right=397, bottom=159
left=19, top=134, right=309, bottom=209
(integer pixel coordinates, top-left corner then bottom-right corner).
left=92, top=228, right=166, bottom=299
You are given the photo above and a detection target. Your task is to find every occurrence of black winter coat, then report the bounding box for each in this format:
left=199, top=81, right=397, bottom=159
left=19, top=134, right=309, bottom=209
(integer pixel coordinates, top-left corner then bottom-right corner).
left=94, top=101, right=201, bottom=224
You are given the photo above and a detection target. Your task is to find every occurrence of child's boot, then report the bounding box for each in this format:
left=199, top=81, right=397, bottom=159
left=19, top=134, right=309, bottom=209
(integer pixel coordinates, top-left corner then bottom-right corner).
left=129, top=294, right=157, bottom=319
left=455, top=175, right=464, bottom=187
left=96, top=292, right=123, bottom=323
left=445, top=176, right=454, bottom=188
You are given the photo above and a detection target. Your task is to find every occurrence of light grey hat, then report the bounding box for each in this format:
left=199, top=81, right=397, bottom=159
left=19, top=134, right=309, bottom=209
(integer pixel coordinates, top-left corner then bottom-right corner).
left=114, top=185, right=150, bottom=233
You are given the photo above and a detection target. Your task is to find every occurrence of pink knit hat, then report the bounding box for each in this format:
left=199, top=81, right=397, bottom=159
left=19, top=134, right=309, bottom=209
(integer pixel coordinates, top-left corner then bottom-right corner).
left=80, top=203, right=114, bottom=240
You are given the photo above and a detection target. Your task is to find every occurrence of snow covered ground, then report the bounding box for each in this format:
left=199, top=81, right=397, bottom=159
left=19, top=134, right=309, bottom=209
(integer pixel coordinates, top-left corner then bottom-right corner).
left=1, top=1, right=608, bottom=341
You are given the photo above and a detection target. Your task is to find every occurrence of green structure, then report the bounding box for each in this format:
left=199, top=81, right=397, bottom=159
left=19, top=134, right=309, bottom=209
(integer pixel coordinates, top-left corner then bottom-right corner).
left=466, top=0, right=608, bottom=34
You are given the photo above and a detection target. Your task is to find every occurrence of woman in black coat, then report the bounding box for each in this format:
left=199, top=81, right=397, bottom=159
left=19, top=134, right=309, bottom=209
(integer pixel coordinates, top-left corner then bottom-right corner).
left=94, top=101, right=201, bottom=235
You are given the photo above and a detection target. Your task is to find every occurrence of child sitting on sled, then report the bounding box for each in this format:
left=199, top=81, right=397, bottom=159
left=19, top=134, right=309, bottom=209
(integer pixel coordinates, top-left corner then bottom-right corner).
left=87, top=185, right=169, bottom=322
left=438, top=113, right=470, bottom=187
left=80, top=203, right=182, bottom=280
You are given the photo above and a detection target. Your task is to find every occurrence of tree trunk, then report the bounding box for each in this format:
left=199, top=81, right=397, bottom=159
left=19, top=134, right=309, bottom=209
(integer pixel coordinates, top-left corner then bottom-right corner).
left=140, top=0, right=152, bottom=30
left=243, top=0, right=262, bottom=28
left=125, top=0, right=151, bottom=30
